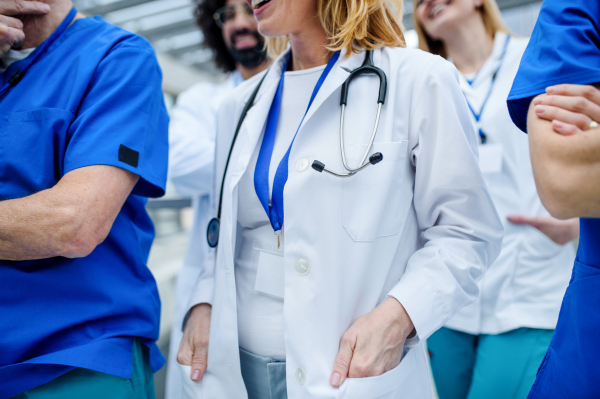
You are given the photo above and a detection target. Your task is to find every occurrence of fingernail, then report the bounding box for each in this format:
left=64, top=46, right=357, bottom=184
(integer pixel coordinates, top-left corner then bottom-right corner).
left=191, top=369, right=202, bottom=380
left=42, top=4, right=51, bottom=12
left=533, top=97, right=543, bottom=105
left=330, top=372, right=341, bottom=386
left=535, top=105, right=546, bottom=113
left=546, top=86, right=555, bottom=94
left=553, top=120, right=564, bottom=128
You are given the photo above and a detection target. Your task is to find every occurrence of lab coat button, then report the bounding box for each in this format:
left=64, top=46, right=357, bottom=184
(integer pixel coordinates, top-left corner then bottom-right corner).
left=296, top=158, right=309, bottom=172
left=295, top=367, right=306, bottom=385
left=294, top=258, right=310, bottom=275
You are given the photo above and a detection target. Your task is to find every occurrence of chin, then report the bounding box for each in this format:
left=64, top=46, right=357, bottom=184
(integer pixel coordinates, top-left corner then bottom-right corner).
left=257, top=19, right=286, bottom=38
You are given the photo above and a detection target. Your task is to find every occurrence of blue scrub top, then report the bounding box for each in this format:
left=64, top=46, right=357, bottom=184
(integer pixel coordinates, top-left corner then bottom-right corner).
left=507, top=2, right=600, bottom=397
left=507, top=0, right=600, bottom=269
left=0, top=12, right=168, bottom=398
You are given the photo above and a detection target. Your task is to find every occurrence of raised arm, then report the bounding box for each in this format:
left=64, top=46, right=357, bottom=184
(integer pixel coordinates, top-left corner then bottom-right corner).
left=0, top=165, right=138, bottom=261
left=527, top=84, right=600, bottom=219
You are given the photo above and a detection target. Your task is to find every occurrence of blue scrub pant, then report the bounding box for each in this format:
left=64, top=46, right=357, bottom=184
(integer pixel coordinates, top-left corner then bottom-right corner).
left=428, top=327, right=553, bottom=399
left=239, top=348, right=287, bottom=399
left=528, top=260, right=600, bottom=398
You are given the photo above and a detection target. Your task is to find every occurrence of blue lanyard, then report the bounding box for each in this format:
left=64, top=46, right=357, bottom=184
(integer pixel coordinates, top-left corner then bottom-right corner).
left=0, top=7, right=77, bottom=95
left=254, top=51, right=340, bottom=238
left=463, top=36, right=510, bottom=144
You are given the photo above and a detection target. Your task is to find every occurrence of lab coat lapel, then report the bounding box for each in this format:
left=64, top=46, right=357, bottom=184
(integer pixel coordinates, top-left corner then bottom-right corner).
left=299, top=48, right=364, bottom=129
left=221, top=51, right=289, bottom=251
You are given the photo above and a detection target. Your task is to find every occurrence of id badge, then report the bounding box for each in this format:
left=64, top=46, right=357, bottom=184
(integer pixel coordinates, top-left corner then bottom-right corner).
left=253, top=241, right=284, bottom=299
left=478, top=143, right=503, bottom=174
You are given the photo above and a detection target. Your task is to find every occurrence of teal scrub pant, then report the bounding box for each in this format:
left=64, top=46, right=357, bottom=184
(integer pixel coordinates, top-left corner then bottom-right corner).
left=12, top=339, right=156, bottom=399
left=427, top=327, right=553, bottom=399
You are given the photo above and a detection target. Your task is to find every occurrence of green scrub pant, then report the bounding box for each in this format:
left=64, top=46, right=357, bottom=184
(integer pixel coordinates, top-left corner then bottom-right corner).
left=427, top=327, right=553, bottom=399
left=12, top=339, right=156, bottom=399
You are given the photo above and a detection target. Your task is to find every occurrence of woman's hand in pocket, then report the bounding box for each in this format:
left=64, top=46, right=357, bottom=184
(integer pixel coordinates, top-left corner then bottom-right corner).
left=177, top=303, right=212, bottom=382
left=330, top=297, right=415, bottom=387
left=507, top=214, right=580, bottom=245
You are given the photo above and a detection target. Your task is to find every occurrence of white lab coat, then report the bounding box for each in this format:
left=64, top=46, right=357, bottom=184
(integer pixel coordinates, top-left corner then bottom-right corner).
left=182, top=46, right=504, bottom=399
left=444, top=33, right=575, bottom=335
left=165, top=72, right=241, bottom=399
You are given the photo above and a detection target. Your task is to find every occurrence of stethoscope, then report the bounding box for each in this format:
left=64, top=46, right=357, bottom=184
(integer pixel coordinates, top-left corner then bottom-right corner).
left=207, top=50, right=388, bottom=248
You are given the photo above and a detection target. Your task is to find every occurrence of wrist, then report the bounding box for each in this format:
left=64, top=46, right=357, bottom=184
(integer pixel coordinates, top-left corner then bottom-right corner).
left=385, top=297, right=415, bottom=340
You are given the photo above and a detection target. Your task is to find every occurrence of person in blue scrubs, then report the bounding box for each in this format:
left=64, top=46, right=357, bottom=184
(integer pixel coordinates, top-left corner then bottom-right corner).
left=507, top=0, right=600, bottom=397
left=0, top=1, right=168, bottom=398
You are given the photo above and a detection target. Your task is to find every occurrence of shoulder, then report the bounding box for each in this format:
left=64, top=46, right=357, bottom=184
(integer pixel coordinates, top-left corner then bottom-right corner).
left=383, top=47, right=459, bottom=91
left=72, top=17, right=159, bottom=68
left=177, top=78, right=235, bottom=107
left=383, top=46, right=452, bottom=73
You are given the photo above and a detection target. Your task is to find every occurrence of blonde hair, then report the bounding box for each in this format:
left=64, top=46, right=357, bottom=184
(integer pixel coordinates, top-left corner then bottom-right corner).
left=266, top=0, right=406, bottom=58
left=413, top=0, right=510, bottom=58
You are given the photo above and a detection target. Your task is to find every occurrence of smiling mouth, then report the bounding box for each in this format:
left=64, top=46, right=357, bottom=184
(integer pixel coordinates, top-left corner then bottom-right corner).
left=429, top=0, right=451, bottom=18
left=251, top=0, right=271, bottom=9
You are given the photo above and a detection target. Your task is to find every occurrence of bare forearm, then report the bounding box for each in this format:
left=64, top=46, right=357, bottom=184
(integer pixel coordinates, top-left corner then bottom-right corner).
left=0, top=165, right=139, bottom=261
left=0, top=190, right=86, bottom=260
left=528, top=99, right=600, bottom=218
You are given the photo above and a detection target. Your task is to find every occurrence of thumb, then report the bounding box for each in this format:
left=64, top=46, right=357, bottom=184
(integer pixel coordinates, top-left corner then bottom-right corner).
left=330, top=333, right=355, bottom=387
left=190, top=340, right=209, bottom=382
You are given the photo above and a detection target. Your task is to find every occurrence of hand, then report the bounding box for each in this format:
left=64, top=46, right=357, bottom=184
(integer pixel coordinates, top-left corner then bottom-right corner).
left=0, top=0, right=50, bottom=55
left=177, top=303, right=212, bottom=382
left=507, top=214, right=579, bottom=245
left=330, top=297, right=414, bottom=387
left=533, top=84, right=600, bottom=136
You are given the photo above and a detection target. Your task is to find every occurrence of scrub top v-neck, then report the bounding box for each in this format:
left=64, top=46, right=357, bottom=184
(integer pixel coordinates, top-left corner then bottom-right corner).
left=0, top=10, right=168, bottom=398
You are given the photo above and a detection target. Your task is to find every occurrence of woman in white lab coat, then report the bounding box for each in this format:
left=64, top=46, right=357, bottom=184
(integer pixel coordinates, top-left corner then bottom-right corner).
left=177, top=0, right=503, bottom=397
left=413, top=1, right=579, bottom=398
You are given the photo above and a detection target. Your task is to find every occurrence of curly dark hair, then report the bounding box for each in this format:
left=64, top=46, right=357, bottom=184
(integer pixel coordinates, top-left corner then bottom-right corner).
left=194, top=0, right=237, bottom=72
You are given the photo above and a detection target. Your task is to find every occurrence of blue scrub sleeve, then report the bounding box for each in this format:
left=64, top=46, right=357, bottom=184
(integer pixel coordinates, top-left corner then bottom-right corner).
left=63, top=43, right=169, bottom=197
left=507, top=0, right=600, bottom=132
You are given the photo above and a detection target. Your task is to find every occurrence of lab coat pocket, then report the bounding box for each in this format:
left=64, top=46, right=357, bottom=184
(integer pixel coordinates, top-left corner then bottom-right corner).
left=342, top=141, right=407, bottom=242
left=339, top=346, right=416, bottom=399
left=524, top=225, right=564, bottom=257
left=180, top=364, right=204, bottom=398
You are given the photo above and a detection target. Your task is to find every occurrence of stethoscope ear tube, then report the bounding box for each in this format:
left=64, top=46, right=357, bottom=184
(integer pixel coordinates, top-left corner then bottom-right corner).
left=207, top=70, right=270, bottom=248
left=340, top=50, right=387, bottom=106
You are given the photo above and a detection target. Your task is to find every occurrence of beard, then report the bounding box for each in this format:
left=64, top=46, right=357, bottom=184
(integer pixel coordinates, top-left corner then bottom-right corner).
left=227, top=29, right=267, bottom=68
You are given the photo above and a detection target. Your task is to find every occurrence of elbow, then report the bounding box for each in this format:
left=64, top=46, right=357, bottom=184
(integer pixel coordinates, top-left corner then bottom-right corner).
left=53, top=206, right=109, bottom=258
left=537, top=180, right=579, bottom=220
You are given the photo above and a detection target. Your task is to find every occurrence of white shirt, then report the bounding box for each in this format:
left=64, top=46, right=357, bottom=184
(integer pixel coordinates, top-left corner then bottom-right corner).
left=444, top=33, right=575, bottom=335
left=236, top=65, right=325, bottom=360
left=182, top=46, right=503, bottom=399
left=0, top=48, right=35, bottom=73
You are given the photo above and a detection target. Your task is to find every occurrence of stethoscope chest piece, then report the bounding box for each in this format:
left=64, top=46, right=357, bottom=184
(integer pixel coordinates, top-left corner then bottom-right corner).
left=313, top=50, right=388, bottom=178
left=207, top=218, right=220, bottom=248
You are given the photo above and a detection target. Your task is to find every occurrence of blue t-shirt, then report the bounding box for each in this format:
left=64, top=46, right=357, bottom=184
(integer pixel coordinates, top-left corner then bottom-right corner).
left=0, top=11, right=168, bottom=398
left=507, top=0, right=600, bottom=270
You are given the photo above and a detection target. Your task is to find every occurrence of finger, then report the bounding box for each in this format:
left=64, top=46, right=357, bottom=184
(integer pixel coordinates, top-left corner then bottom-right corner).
left=0, top=15, right=23, bottom=30
left=552, top=120, right=583, bottom=136
left=535, top=95, right=600, bottom=127
left=534, top=104, right=591, bottom=131
left=330, top=333, right=355, bottom=387
left=547, top=84, right=600, bottom=106
left=190, top=339, right=209, bottom=382
left=0, top=0, right=50, bottom=16
left=507, top=214, right=538, bottom=226
left=176, top=336, right=194, bottom=366
left=0, top=25, right=25, bottom=50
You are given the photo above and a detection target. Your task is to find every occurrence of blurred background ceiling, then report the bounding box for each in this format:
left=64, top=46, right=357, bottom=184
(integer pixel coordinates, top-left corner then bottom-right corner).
left=72, top=0, right=543, bottom=75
